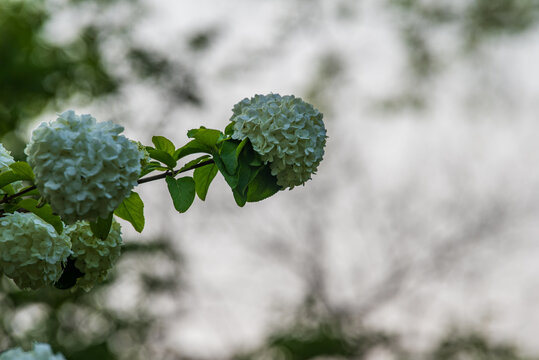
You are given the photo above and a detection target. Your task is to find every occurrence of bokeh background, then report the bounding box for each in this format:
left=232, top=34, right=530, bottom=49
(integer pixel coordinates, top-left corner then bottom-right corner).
left=2, top=0, right=539, bottom=359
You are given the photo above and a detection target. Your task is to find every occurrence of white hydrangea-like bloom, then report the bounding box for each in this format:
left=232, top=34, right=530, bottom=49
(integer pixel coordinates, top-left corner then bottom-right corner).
left=230, top=94, right=327, bottom=189
left=0, top=343, right=66, bottom=360
left=25, top=110, right=143, bottom=223
left=65, top=220, right=122, bottom=291
left=0, top=212, right=72, bottom=290
left=0, top=143, right=15, bottom=171
left=0, top=143, right=22, bottom=195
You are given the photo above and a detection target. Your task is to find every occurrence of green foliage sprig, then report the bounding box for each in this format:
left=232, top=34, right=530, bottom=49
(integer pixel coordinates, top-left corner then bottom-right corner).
left=0, top=93, right=327, bottom=291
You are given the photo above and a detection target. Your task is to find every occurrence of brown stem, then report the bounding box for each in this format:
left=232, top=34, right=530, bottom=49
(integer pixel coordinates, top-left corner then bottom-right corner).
left=137, top=159, right=215, bottom=184
left=0, top=159, right=215, bottom=206
left=1, top=185, right=37, bottom=205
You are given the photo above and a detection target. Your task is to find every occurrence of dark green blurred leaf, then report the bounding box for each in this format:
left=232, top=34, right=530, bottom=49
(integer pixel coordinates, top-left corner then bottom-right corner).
left=9, top=161, right=34, bottom=181
left=0, top=3, right=116, bottom=138
left=0, top=170, right=25, bottom=189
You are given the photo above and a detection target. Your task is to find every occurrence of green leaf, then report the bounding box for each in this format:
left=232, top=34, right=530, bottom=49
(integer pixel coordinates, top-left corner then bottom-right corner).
left=220, top=140, right=240, bottom=175
left=89, top=212, right=114, bottom=240
left=0, top=171, right=25, bottom=189
left=213, top=153, right=239, bottom=188
left=9, top=161, right=34, bottom=181
left=174, top=139, right=212, bottom=160
left=114, top=191, right=145, bottom=233
left=232, top=188, right=247, bottom=207
left=152, top=136, right=176, bottom=155
left=193, top=163, right=218, bottom=200
left=165, top=176, right=196, bottom=213
left=187, top=127, right=224, bottom=149
left=246, top=166, right=282, bottom=202
left=147, top=148, right=177, bottom=169
left=236, top=157, right=253, bottom=195
left=236, top=138, right=248, bottom=157
left=1, top=184, right=16, bottom=195
left=179, top=155, right=211, bottom=172
left=17, top=198, right=64, bottom=234
left=224, top=122, right=235, bottom=136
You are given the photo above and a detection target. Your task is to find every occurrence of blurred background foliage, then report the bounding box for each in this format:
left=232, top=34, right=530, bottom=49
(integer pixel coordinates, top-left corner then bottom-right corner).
left=1, top=0, right=539, bottom=359
left=0, top=240, right=185, bottom=360
left=0, top=0, right=202, bottom=160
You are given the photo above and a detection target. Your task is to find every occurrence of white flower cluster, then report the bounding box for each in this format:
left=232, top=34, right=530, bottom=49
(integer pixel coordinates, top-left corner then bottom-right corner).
left=0, top=212, right=72, bottom=290
left=0, top=143, right=22, bottom=195
left=25, top=110, right=143, bottom=223
left=230, top=94, right=327, bottom=189
left=66, top=220, right=123, bottom=291
left=0, top=211, right=124, bottom=291
left=0, top=343, right=65, bottom=360
left=0, top=143, right=15, bottom=171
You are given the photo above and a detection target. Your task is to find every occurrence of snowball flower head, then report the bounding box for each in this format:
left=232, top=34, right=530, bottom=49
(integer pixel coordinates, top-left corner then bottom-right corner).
left=0, top=343, right=65, bottom=360
left=230, top=94, right=327, bottom=189
left=0, top=143, right=22, bottom=195
left=0, top=212, right=72, bottom=290
left=25, top=110, right=143, bottom=223
left=65, top=219, right=122, bottom=291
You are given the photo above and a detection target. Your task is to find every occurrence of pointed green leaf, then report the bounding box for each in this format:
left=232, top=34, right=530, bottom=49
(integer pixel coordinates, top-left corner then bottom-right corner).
left=236, top=138, right=248, bottom=157
left=220, top=140, right=240, bottom=175
left=233, top=188, right=247, bottom=207
left=2, top=184, right=16, bottom=196
left=174, top=139, right=212, bottom=160
left=165, top=176, right=196, bottom=213
left=187, top=127, right=224, bottom=148
left=213, top=153, right=239, bottom=188
left=9, top=161, right=34, bottom=181
left=246, top=166, right=282, bottom=202
left=236, top=158, right=253, bottom=195
left=114, top=191, right=145, bottom=233
left=90, top=212, right=114, bottom=240
left=193, top=163, right=218, bottom=200
left=224, top=122, right=235, bottom=136
left=147, top=148, right=177, bottom=169
left=0, top=171, right=25, bottom=189
left=17, top=198, right=64, bottom=234
left=152, top=136, right=176, bottom=155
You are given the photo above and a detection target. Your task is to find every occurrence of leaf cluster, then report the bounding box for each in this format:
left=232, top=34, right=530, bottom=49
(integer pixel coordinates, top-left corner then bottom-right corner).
left=141, top=128, right=282, bottom=216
